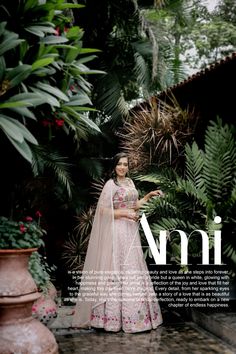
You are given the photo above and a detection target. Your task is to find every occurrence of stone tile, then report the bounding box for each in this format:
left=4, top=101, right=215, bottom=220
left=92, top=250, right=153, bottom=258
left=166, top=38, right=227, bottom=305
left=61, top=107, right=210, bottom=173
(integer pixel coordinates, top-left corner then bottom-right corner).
left=56, top=322, right=235, bottom=354
left=51, top=306, right=236, bottom=353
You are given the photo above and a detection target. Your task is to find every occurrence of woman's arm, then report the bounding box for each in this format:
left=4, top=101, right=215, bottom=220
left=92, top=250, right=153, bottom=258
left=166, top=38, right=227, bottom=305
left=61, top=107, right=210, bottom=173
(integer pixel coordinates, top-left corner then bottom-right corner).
left=135, top=190, right=164, bottom=210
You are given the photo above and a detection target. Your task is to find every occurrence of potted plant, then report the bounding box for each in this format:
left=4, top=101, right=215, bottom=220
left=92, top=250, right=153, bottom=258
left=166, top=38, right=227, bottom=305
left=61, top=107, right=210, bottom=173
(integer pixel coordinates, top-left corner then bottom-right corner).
left=29, top=251, right=58, bottom=327
left=0, top=214, right=45, bottom=250
left=0, top=214, right=58, bottom=353
left=0, top=213, right=45, bottom=296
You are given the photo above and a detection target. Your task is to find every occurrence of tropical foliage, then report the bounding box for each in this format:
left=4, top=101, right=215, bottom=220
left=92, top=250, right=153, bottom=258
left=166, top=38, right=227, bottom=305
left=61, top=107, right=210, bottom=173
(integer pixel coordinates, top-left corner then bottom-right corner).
left=0, top=0, right=105, bottom=290
left=143, top=0, right=236, bottom=74
left=135, top=119, right=236, bottom=272
left=0, top=0, right=101, bottom=163
left=0, top=0, right=107, bottom=226
left=73, top=0, right=184, bottom=129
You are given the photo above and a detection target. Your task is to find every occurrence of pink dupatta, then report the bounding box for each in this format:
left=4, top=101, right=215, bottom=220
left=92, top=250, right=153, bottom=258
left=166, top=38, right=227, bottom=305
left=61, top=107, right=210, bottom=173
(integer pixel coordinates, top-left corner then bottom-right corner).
left=72, top=179, right=120, bottom=328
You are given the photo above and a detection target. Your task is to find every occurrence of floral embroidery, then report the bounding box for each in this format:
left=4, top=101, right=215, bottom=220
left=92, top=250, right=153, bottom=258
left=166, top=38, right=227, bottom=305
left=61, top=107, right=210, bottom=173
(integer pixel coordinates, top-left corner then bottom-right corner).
left=88, top=180, right=163, bottom=333
left=113, top=185, right=138, bottom=210
left=91, top=304, right=161, bottom=331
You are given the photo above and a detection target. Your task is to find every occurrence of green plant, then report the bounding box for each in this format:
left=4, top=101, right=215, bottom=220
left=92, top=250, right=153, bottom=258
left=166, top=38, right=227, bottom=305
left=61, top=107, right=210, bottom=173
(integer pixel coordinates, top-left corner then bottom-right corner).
left=136, top=118, right=236, bottom=271
left=28, top=251, right=56, bottom=293
left=74, top=0, right=187, bottom=130
left=0, top=0, right=102, bottom=163
left=0, top=215, right=45, bottom=249
left=120, top=95, right=196, bottom=171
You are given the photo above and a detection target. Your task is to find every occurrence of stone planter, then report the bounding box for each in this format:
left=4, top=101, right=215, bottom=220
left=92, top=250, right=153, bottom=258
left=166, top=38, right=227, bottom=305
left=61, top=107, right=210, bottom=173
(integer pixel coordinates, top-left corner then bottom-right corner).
left=0, top=248, right=58, bottom=354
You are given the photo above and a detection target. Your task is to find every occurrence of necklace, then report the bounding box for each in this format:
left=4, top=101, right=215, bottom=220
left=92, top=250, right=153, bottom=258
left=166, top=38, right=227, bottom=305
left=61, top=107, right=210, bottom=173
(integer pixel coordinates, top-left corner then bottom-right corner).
left=117, top=177, right=131, bottom=187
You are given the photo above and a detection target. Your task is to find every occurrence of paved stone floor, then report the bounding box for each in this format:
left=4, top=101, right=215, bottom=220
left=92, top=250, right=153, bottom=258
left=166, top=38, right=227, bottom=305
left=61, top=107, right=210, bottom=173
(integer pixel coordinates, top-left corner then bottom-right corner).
left=52, top=307, right=236, bottom=354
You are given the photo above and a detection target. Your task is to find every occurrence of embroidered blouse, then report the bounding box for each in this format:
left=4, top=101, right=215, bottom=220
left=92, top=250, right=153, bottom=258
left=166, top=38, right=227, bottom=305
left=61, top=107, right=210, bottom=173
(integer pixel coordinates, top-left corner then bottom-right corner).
left=112, top=179, right=139, bottom=210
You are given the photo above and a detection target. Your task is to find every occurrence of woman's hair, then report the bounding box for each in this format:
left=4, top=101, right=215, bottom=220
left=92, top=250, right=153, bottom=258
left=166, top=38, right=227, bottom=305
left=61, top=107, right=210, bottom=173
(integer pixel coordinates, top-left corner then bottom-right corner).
left=110, top=152, right=129, bottom=184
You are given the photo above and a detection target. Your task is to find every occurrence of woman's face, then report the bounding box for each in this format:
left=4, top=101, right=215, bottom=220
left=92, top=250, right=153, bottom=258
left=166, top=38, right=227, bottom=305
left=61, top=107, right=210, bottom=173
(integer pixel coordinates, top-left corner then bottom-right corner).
left=115, top=157, right=128, bottom=178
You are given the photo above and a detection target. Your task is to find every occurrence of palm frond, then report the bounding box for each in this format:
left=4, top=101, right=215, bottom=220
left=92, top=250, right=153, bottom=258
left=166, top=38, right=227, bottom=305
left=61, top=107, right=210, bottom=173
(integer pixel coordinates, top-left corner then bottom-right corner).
left=32, top=145, right=73, bottom=198
left=77, top=157, right=103, bottom=179
left=90, top=178, right=105, bottom=201
left=95, top=72, right=124, bottom=126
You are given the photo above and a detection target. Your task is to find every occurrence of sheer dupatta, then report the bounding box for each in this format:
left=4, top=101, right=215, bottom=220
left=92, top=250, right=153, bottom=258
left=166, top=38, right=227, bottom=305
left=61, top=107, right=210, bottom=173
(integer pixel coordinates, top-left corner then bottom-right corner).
left=72, top=179, right=119, bottom=328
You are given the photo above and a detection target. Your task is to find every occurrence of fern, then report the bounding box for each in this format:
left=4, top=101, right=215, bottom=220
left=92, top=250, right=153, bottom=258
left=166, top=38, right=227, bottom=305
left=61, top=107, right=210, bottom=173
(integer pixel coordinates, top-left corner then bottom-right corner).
left=141, top=195, right=179, bottom=219
left=185, top=142, right=204, bottom=189
left=151, top=218, right=200, bottom=234
left=133, top=168, right=177, bottom=189
left=176, top=179, right=208, bottom=207
left=203, top=119, right=236, bottom=203
left=134, top=52, right=150, bottom=92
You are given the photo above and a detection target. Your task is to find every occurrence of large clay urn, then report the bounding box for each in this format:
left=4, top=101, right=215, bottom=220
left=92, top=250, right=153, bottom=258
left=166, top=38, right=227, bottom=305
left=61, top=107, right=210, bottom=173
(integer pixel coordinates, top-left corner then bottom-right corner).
left=0, top=248, right=58, bottom=354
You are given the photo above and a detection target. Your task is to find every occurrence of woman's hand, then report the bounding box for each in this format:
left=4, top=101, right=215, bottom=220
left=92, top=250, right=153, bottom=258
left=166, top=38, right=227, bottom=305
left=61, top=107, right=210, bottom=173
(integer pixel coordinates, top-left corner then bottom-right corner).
left=126, top=209, right=139, bottom=221
left=114, top=208, right=139, bottom=221
left=148, top=189, right=164, bottom=198
left=135, top=189, right=165, bottom=210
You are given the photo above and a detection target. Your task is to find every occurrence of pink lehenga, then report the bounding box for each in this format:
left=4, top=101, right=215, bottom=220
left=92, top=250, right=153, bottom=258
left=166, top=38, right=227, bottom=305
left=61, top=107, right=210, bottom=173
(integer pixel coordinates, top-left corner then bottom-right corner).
left=72, top=178, right=163, bottom=333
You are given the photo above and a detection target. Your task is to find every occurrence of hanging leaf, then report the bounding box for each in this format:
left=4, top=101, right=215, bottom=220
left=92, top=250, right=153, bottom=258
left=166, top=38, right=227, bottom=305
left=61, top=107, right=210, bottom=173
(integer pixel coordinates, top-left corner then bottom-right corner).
left=0, top=116, right=24, bottom=142
left=6, top=135, right=33, bottom=163
left=41, top=36, right=68, bottom=44
left=35, top=82, right=69, bottom=101
left=6, top=64, right=32, bottom=88
left=32, top=57, right=55, bottom=70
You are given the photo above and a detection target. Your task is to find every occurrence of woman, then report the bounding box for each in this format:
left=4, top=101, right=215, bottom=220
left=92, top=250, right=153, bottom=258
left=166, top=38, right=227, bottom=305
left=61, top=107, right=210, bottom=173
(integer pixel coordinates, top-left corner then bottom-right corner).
left=72, top=152, right=163, bottom=333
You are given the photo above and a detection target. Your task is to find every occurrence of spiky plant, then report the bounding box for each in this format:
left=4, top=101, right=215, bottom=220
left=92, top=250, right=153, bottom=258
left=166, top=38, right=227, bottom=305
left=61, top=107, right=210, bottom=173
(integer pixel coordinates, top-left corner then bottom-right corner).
left=61, top=207, right=95, bottom=271
left=136, top=118, right=236, bottom=272
left=61, top=233, right=88, bottom=271
left=74, top=207, right=95, bottom=239
left=120, top=95, right=196, bottom=171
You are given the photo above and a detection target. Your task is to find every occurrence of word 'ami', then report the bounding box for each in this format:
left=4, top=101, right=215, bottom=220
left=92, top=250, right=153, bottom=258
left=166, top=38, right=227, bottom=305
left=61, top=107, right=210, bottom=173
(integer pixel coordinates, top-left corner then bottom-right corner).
left=140, top=214, right=221, bottom=265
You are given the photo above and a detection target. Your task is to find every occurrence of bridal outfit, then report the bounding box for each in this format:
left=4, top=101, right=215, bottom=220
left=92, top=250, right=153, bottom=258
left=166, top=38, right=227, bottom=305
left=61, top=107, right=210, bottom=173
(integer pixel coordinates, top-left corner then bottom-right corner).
left=72, top=178, right=162, bottom=333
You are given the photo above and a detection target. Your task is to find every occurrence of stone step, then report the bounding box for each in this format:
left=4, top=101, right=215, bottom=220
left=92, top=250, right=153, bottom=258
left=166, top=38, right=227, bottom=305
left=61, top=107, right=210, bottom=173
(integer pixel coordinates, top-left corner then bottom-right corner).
left=191, top=310, right=236, bottom=348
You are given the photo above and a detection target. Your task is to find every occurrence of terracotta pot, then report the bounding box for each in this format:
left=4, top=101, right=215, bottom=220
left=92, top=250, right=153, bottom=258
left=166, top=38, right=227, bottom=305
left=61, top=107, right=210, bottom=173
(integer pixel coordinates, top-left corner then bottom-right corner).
left=0, top=248, right=58, bottom=354
left=0, top=248, right=38, bottom=296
